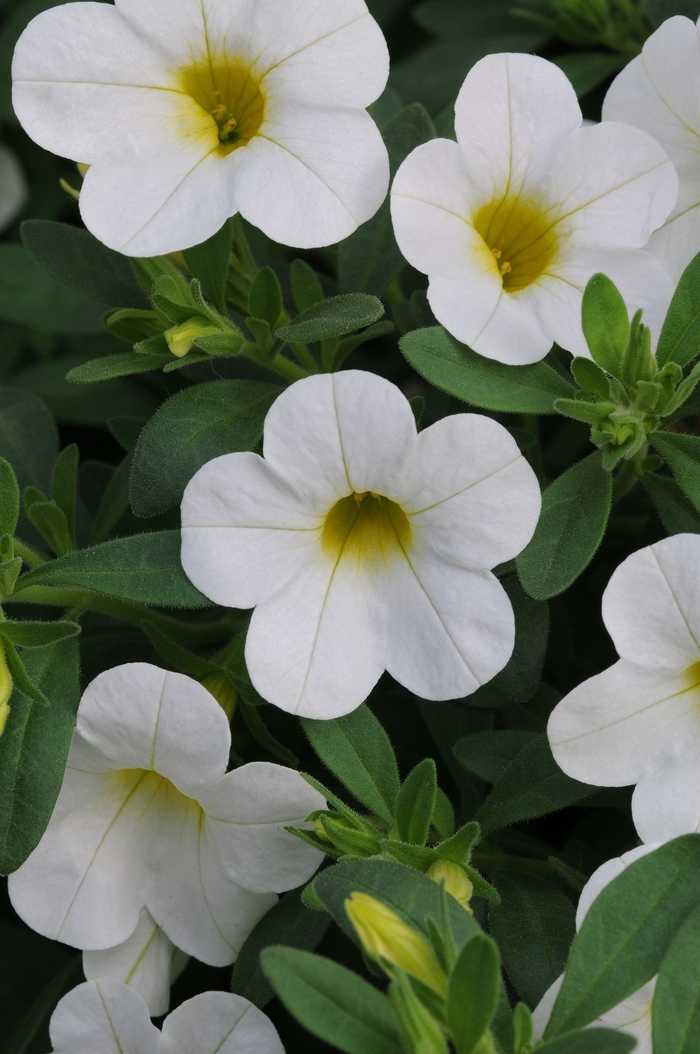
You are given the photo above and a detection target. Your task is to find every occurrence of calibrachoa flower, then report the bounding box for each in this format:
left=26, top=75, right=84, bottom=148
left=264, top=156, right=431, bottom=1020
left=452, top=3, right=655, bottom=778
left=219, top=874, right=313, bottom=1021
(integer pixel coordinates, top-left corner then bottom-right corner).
left=391, top=52, right=677, bottom=365
left=0, top=142, right=26, bottom=232
left=47, top=979, right=283, bottom=1054
left=604, top=16, right=700, bottom=282
left=548, top=533, right=700, bottom=843
left=9, top=663, right=324, bottom=993
left=533, top=847, right=657, bottom=1051
left=181, top=370, right=541, bottom=719
left=12, top=0, right=390, bottom=255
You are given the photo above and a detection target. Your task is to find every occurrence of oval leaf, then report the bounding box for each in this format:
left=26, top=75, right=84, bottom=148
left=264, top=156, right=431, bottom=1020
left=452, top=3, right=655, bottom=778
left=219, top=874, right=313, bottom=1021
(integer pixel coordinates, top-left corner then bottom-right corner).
left=277, top=294, right=384, bottom=343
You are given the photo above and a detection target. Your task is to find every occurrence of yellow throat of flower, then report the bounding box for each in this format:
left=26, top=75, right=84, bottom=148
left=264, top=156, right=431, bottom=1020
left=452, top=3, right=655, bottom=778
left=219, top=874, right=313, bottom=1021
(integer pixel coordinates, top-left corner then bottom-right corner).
left=179, top=62, right=265, bottom=155
left=321, top=491, right=412, bottom=567
left=473, top=195, right=560, bottom=292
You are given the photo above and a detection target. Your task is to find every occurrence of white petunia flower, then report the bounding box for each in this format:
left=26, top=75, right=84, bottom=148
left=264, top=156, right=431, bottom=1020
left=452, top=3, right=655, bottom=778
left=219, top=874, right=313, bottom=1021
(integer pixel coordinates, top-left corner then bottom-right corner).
left=533, top=845, right=658, bottom=1050
left=603, top=16, right=700, bottom=282
left=12, top=0, right=390, bottom=255
left=0, top=142, right=27, bottom=231
left=180, top=370, right=541, bottom=719
left=390, top=52, right=677, bottom=365
left=47, top=978, right=284, bottom=1054
left=9, top=663, right=324, bottom=994
left=548, top=533, right=700, bottom=843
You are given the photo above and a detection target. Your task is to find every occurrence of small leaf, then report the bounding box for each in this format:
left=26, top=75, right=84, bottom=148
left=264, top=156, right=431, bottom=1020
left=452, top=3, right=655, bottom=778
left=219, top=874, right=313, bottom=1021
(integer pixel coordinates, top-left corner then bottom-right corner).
left=643, top=472, right=700, bottom=536
left=240, top=700, right=299, bottom=768
left=581, top=273, right=629, bottom=378
left=400, top=327, right=575, bottom=414
left=92, top=453, right=132, bottom=543
left=0, top=620, right=80, bottom=647
left=249, top=266, right=284, bottom=329
left=656, top=249, right=700, bottom=367
left=0, top=458, right=19, bottom=538
left=447, top=934, right=501, bottom=1054
left=517, top=451, right=612, bottom=600
left=51, top=444, right=79, bottom=544
left=651, top=432, right=700, bottom=515
left=454, top=730, right=538, bottom=784
left=182, top=218, right=233, bottom=314
left=395, top=758, right=437, bottom=845
left=67, top=351, right=172, bottom=384
left=290, top=259, right=325, bottom=314
left=277, top=294, right=384, bottom=343
left=570, top=357, right=611, bottom=398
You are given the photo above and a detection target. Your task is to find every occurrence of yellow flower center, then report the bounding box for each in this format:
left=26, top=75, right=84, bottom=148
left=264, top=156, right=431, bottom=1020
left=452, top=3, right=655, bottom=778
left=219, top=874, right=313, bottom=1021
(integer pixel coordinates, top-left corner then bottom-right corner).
left=473, top=196, right=560, bottom=292
left=179, top=63, right=265, bottom=155
left=113, top=767, right=202, bottom=824
left=321, top=492, right=412, bottom=567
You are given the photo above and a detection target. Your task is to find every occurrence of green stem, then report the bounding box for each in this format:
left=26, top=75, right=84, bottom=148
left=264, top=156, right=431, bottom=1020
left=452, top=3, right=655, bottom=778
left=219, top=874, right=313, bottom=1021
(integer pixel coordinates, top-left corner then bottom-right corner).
left=8, top=585, right=240, bottom=645
left=612, top=442, right=648, bottom=504
left=290, top=342, right=320, bottom=374
left=13, top=539, right=49, bottom=568
left=266, top=353, right=308, bottom=382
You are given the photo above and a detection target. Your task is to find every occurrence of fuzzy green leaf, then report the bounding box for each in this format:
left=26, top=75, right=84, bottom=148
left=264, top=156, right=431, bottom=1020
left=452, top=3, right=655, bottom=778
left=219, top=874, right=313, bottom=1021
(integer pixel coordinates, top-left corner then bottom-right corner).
left=656, top=249, right=700, bottom=367
left=277, top=294, right=384, bottom=344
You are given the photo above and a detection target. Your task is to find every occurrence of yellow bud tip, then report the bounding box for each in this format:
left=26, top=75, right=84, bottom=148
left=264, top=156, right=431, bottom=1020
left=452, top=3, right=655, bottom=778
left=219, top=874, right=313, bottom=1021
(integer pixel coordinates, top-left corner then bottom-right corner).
left=59, top=178, right=81, bottom=201
left=76, top=162, right=90, bottom=178
left=345, top=892, right=448, bottom=994
left=426, top=861, right=474, bottom=913
left=0, top=647, right=12, bottom=739
left=201, top=671, right=237, bottom=720
left=165, top=320, right=219, bottom=358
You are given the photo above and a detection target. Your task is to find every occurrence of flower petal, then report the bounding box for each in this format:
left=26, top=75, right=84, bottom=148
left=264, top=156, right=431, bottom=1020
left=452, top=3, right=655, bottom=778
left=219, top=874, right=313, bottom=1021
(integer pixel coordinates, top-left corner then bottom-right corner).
left=547, top=660, right=700, bottom=787
left=398, top=413, right=541, bottom=568
left=262, top=372, right=417, bottom=501
left=50, top=978, right=159, bottom=1054
left=199, top=762, right=325, bottom=892
left=633, top=754, right=700, bottom=842
left=77, top=664, right=231, bottom=791
left=83, top=908, right=184, bottom=1017
left=602, top=536, right=700, bottom=668
left=381, top=559, right=515, bottom=700
left=181, top=451, right=322, bottom=609
left=160, top=991, right=284, bottom=1054
left=233, top=105, right=389, bottom=247
left=575, top=844, right=658, bottom=930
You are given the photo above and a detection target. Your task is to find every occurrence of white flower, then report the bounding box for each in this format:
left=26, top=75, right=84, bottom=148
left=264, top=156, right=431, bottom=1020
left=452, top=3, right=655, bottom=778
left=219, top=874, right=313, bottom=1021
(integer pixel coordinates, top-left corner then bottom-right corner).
left=390, top=52, right=677, bottom=366
left=547, top=533, right=700, bottom=843
left=47, top=978, right=283, bottom=1054
left=603, top=16, right=700, bottom=283
left=532, top=845, right=658, bottom=1051
left=0, top=142, right=27, bottom=231
left=12, top=0, right=390, bottom=255
left=180, top=370, right=541, bottom=719
left=9, top=663, right=324, bottom=975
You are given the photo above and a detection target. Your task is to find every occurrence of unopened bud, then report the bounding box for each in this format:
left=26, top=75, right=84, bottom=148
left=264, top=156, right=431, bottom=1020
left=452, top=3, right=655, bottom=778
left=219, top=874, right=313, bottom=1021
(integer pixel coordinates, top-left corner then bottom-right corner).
left=427, top=860, right=473, bottom=913
left=0, top=646, right=12, bottom=737
left=165, top=319, right=220, bottom=358
left=345, top=892, right=447, bottom=994
left=201, top=671, right=237, bottom=720
left=390, top=970, right=448, bottom=1054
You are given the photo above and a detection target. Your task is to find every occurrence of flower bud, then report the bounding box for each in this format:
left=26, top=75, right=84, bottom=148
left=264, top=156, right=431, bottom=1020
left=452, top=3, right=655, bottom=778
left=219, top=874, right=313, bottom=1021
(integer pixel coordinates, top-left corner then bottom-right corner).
left=0, top=645, right=12, bottom=738
left=200, top=671, right=237, bottom=720
left=426, top=860, right=473, bottom=912
left=345, top=892, right=447, bottom=994
left=389, top=970, right=448, bottom=1054
left=165, top=319, right=220, bottom=358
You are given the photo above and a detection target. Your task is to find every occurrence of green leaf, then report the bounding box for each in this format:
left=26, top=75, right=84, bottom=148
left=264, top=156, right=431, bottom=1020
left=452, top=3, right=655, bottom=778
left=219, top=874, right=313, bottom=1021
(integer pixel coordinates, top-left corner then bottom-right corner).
left=52, top=443, right=79, bottom=545
left=17, top=531, right=211, bottom=608
left=643, top=472, right=700, bottom=535
left=182, top=218, right=233, bottom=314
left=0, top=387, right=58, bottom=500
left=129, top=379, right=280, bottom=518
left=489, top=873, right=575, bottom=1007
left=656, top=250, right=700, bottom=367
left=249, top=266, right=284, bottom=328
left=21, top=220, right=149, bottom=309
left=290, top=259, right=325, bottom=314
left=581, top=274, right=630, bottom=378
left=643, top=0, right=700, bottom=29
left=277, top=294, right=384, bottom=344
left=301, top=704, right=400, bottom=825
left=67, top=351, right=172, bottom=384
left=0, top=620, right=80, bottom=647
left=0, top=458, right=20, bottom=538
left=653, top=900, right=700, bottom=1054
left=570, top=357, right=611, bottom=398
left=0, top=638, right=80, bottom=873
left=545, top=835, right=700, bottom=1038
left=92, top=453, right=132, bottom=543
left=0, top=245, right=107, bottom=334
left=447, top=934, right=501, bottom=1054
left=262, top=947, right=403, bottom=1054
left=401, top=327, right=575, bottom=414
left=141, top=621, right=216, bottom=678
left=536, top=1031, right=636, bottom=1054
left=492, top=573, right=549, bottom=702
left=516, top=451, right=612, bottom=600
left=395, top=758, right=437, bottom=845
left=552, top=52, right=626, bottom=98
left=231, top=888, right=331, bottom=1009
left=651, top=432, right=700, bottom=515
left=3, top=956, right=82, bottom=1054
left=476, top=734, right=596, bottom=832
left=240, top=700, right=299, bottom=768
left=25, top=498, right=74, bottom=557
left=2, top=644, right=50, bottom=708
left=338, top=104, right=436, bottom=296
left=412, top=0, right=529, bottom=37
left=454, top=730, right=538, bottom=784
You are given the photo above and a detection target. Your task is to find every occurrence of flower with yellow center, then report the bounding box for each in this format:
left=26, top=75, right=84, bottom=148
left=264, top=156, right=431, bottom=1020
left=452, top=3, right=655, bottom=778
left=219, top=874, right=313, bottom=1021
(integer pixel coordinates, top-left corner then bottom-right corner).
left=180, top=370, right=541, bottom=718
left=11, top=0, right=390, bottom=255
left=548, top=533, right=700, bottom=842
left=390, top=52, right=678, bottom=365
left=9, top=663, right=324, bottom=990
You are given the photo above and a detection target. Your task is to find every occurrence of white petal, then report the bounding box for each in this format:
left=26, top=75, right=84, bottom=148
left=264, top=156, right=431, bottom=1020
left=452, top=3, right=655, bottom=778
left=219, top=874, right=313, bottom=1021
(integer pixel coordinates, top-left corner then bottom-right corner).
left=646, top=201, right=700, bottom=282
left=199, top=762, right=325, bottom=892
left=453, top=53, right=582, bottom=200
left=181, top=452, right=322, bottom=610
left=77, top=664, right=231, bottom=792
left=602, top=536, right=700, bottom=668
left=50, top=979, right=159, bottom=1054
left=532, top=976, right=563, bottom=1043
left=575, top=845, right=659, bottom=930
left=83, top=908, right=182, bottom=1017
left=160, top=991, right=284, bottom=1054
left=0, top=145, right=26, bottom=231
left=233, top=106, right=389, bottom=248
left=245, top=550, right=385, bottom=717
left=547, top=660, right=700, bottom=787
left=381, top=558, right=515, bottom=700
left=398, top=414, right=541, bottom=568
left=262, top=372, right=417, bottom=501
left=633, top=754, right=700, bottom=841
left=598, top=979, right=655, bottom=1047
